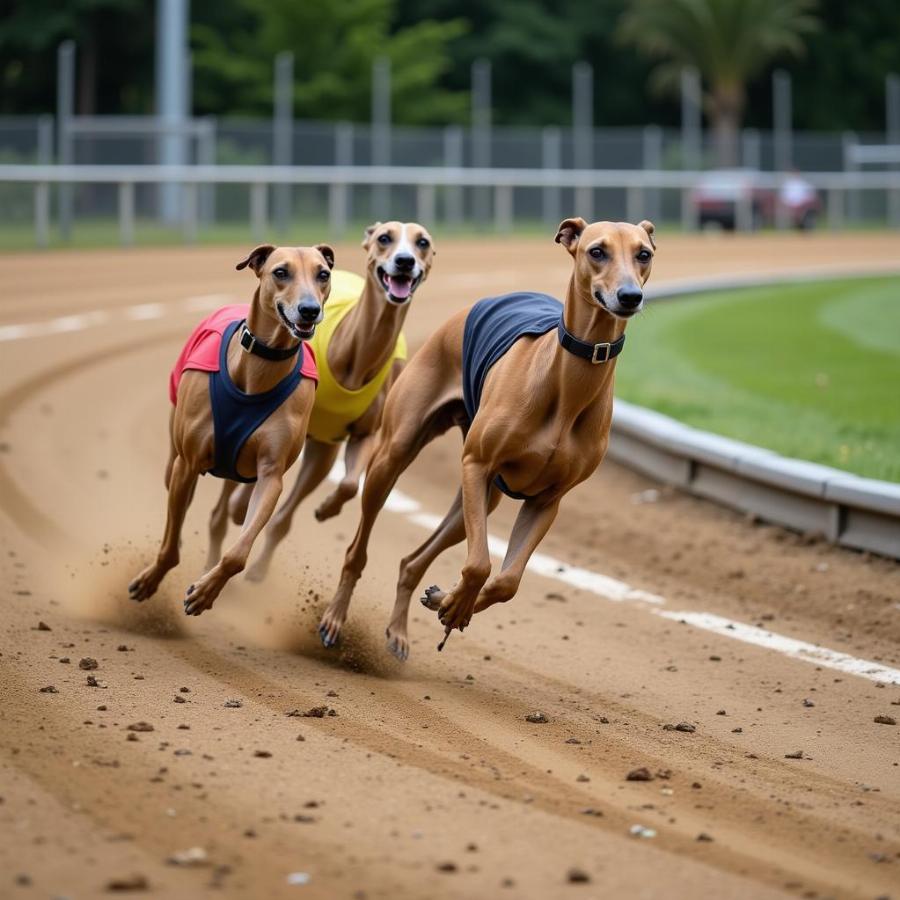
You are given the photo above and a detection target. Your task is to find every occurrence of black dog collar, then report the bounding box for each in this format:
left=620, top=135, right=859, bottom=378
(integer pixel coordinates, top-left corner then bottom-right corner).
left=239, top=322, right=301, bottom=362
left=557, top=317, right=626, bottom=364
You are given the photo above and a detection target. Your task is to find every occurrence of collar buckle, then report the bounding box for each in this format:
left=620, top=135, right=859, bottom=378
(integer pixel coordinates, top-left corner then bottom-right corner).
left=239, top=326, right=256, bottom=355
left=591, top=341, right=611, bottom=364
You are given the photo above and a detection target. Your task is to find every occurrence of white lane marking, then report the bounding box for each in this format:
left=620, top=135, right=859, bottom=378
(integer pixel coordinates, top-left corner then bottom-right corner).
left=0, top=294, right=236, bottom=342
left=46, top=311, right=110, bottom=334
left=185, top=293, right=233, bottom=312
left=326, top=464, right=897, bottom=683
left=655, top=610, right=900, bottom=684
left=125, top=302, right=165, bottom=321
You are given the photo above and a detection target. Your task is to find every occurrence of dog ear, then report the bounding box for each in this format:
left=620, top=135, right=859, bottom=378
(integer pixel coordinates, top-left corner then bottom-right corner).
left=362, top=222, right=382, bottom=249
left=315, top=244, right=335, bottom=270
left=555, top=217, right=588, bottom=254
left=638, top=219, right=656, bottom=250
left=236, top=244, right=276, bottom=274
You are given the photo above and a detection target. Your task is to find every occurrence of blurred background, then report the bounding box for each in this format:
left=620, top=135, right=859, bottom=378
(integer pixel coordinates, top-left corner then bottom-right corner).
left=0, top=0, right=898, bottom=247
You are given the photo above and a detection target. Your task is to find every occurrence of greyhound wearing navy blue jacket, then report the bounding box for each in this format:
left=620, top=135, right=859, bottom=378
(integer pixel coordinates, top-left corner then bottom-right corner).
left=317, top=218, right=656, bottom=660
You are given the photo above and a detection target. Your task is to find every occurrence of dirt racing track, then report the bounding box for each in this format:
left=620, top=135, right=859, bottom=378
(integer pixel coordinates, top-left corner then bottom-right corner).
left=1, top=232, right=899, bottom=899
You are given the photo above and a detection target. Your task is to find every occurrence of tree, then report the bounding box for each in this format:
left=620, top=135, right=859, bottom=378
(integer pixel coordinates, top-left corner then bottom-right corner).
left=0, top=0, right=150, bottom=116
left=191, top=0, right=469, bottom=124
left=618, top=0, right=819, bottom=166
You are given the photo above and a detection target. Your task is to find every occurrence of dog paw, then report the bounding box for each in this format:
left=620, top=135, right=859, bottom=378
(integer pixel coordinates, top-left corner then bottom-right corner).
left=317, top=606, right=346, bottom=648
left=128, top=566, right=161, bottom=602
left=437, top=595, right=473, bottom=632
left=385, top=627, right=409, bottom=662
left=182, top=577, right=221, bottom=616
left=420, top=584, right=445, bottom=611
left=244, top=560, right=268, bottom=583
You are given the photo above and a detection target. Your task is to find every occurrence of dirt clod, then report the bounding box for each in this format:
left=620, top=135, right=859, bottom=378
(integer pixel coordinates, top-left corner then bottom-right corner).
left=79, top=657, right=99, bottom=670
left=39, top=685, right=58, bottom=693
left=873, top=715, right=896, bottom=725
left=567, top=867, right=591, bottom=883
left=105, top=874, right=149, bottom=892
left=784, top=750, right=804, bottom=759
left=525, top=712, right=548, bottom=724
left=626, top=767, right=654, bottom=782
left=126, top=722, right=154, bottom=733
left=224, top=699, right=242, bottom=708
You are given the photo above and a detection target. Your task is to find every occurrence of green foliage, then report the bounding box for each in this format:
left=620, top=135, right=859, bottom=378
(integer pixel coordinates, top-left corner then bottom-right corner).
left=618, top=0, right=819, bottom=95
left=615, top=277, right=900, bottom=481
left=191, top=0, right=469, bottom=123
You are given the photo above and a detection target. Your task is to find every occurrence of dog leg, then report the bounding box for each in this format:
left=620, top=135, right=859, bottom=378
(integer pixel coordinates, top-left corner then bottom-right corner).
left=473, top=497, right=560, bottom=615
left=185, top=464, right=284, bottom=615
left=319, top=432, right=421, bottom=648
left=206, top=480, right=238, bottom=570
left=314, top=430, right=376, bottom=522
left=129, top=454, right=199, bottom=602
left=433, top=459, right=493, bottom=634
left=244, top=439, right=339, bottom=583
left=228, top=483, right=252, bottom=526
left=388, top=485, right=501, bottom=660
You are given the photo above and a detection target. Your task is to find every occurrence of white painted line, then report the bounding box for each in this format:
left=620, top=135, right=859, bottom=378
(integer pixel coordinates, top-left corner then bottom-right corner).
left=184, top=293, right=234, bottom=312
left=125, top=302, right=165, bottom=320
left=326, top=463, right=897, bottom=684
left=328, top=465, right=665, bottom=606
left=0, top=295, right=237, bottom=343
left=655, top=610, right=900, bottom=685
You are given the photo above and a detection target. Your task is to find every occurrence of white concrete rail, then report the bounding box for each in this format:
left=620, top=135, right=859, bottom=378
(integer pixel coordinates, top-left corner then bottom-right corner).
left=609, top=276, right=900, bottom=559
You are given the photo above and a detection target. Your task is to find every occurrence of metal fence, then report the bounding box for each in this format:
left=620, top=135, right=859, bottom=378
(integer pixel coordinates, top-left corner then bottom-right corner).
left=0, top=115, right=898, bottom=245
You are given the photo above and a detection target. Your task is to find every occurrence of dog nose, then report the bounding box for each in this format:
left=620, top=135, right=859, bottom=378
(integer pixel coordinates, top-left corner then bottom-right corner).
left=297, top=300, right=321, bottom=324
left=616, top=286, right=643, bottom=309
left=393, top=254, right=415, bottom=272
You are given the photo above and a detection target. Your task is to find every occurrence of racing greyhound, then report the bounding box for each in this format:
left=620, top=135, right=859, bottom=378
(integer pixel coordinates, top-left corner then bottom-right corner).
left=128, top=243, right=333, bottom=615
left=317, top=219, right=656, bottom=659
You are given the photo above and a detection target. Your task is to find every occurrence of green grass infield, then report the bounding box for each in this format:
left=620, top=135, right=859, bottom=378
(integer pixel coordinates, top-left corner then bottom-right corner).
left=615, top=275, right=900, bottom=482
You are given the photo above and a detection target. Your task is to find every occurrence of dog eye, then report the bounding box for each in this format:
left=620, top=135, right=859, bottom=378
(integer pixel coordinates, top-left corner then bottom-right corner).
left=272, top=267, right=289, bottom=279
left=588, top=247, right=606, bottom=260
left=377, top=233, right=392, bottom=245
left=416, top=237, right=430, bottom=250
left=317, top=269, right=330, bottom=282
left=636, top=249, right=652, bottom=263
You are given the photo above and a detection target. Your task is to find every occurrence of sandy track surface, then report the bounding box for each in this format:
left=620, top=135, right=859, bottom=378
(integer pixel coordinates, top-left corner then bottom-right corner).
left=1, top=232, right=899, bottom=899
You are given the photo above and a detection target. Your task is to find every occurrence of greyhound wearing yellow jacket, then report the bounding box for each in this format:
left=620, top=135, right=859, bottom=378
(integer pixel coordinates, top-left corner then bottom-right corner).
left=226, top=221, right=436, bottom=582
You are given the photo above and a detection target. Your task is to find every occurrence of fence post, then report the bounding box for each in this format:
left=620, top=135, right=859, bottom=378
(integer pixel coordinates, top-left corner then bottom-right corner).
left=541, top=126, right=561, bottom=225
left=493, top=184, right=513, bottom=232
left=182, top=181, right=198, bottom=243
left=273, top=51, right=294, bottom=235
left=680, top=66, right=701, bottom=170
left=642, top=124, right=662, bottom=224
left=36, top=114, right=54, bottom=248
left=156, top=0, right=189, bottom=224
left=443, top=125, right=464, bottom=228
left=773, top=70, right=793, bottom=173
left=572, top=61, right=593, bottom=220
left=329, top=122, right=353, bottom=238
left=250, top=181, right=268, bottom=241
left=741, top=128, right=760, bottom=170
left=843, top=131, right=860, bottom=226
left=417, top=184, right=436, bottom=227
left=34, top=183, right=50, bottom=249
left=371, top=56, right=391, bottom=220
left=472, top=59, right=492, bottom=227
left=199, top=116, right=217, bottom=226
left=887, top=73, right=900, bottom=227
left=56, top=40, right=75, bottom=242
left=118, top=182, right=135, bottom=246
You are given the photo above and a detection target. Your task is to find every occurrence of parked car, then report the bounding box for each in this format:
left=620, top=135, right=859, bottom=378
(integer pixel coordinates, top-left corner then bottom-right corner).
left=691, top=168, right=821, bottom=231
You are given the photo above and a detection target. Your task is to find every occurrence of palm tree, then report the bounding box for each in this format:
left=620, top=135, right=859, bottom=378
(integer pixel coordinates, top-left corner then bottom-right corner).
left=618, top=0, right=819, bottom=167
